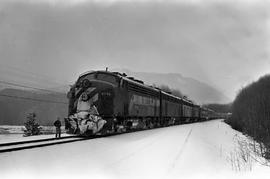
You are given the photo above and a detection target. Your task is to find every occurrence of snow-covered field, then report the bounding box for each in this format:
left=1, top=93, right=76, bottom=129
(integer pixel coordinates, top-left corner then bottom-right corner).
left=0, top=125, right=65, bottom=134
left=0, top=119, right=269, bottom=179
left=0, top=125, right=67, bottom=143
left=0, top=133, right=71, bottom=144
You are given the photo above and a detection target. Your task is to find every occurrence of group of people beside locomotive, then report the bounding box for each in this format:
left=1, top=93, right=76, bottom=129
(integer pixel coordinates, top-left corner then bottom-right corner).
left=65, top=70, right=218, bottom=135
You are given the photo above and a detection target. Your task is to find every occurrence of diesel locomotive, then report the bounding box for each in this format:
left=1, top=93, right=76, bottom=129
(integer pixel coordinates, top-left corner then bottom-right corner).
left=65, top=70, right=217, bottom=135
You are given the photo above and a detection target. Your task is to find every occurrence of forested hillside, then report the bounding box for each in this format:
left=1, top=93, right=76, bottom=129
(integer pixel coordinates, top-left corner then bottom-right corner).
left=203, top=103, right=232, bottom=113
left=115, top=69, right=230, bottom=104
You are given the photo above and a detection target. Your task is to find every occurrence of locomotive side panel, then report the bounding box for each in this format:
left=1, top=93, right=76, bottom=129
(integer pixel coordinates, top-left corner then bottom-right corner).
left=113, top=85, right=128, bottom=117
left=171, top=101, right=181, bottom=117
left=192, top=105, right=200, bottom=121
left=200, top=108, right=208, bottom=120
left=127, top=92, right=160, bottom=117
left=162, top=100, right=181, bottom=118
left=182, top=103, right=193, bottom=122
left=161, top=92, right=182, bottom=125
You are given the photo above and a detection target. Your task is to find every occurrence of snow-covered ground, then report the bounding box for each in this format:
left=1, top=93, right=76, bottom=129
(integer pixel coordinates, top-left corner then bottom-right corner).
left=0, top=119, right=269, bottom=179
left=0, top=125, right=65, bottom=134
left=0, top=125, right=67, bottom=143
left=0, top=133, right=71, bottom=144
left=0, top=125, right=25, bottom=134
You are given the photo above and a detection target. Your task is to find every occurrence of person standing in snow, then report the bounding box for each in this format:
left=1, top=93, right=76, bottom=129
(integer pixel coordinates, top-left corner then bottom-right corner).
left=54, top=117, right=61, bottom=138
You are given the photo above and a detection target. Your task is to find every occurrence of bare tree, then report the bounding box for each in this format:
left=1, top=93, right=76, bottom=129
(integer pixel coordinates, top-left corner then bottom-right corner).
left=227, top=74, right=270, bottom=161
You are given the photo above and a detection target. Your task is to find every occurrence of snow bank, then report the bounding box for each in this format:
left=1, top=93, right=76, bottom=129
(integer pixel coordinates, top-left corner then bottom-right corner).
left=0, top=119, right=269, bottom=179
left=0, top=125, right=69, bottom=144
left=0, top=125, right=66, bottom=134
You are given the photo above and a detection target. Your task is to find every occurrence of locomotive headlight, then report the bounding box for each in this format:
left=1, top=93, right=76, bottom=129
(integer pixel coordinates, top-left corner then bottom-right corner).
left=81, top=92, right=89, bottom=101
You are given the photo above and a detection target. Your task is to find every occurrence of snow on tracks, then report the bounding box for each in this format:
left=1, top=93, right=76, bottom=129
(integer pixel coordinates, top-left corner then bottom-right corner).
left=1, top=120, right=270, bottom=179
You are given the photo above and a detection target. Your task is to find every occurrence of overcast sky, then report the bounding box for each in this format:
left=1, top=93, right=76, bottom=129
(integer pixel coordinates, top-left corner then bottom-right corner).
left=0, top=0, right=269, bottom=101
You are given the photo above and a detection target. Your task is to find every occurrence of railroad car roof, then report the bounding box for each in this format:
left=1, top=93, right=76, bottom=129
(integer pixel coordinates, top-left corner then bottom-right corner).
left=79, top=70, right=159, bottom=92
left=78, top=70, right=195, bottom=105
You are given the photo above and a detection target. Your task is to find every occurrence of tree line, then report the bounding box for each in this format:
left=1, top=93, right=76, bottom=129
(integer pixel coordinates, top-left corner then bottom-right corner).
left=226, top=74, right=270, bottom=159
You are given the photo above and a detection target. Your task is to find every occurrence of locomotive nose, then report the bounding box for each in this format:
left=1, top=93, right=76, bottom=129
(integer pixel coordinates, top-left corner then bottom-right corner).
left=82, top=79, right=91, bottom=88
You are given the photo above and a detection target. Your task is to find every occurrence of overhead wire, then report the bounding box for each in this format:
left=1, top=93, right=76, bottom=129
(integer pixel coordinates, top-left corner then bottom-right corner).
left=0, top=80, right=69, bottom=104
left=0, top=65, right=73, bottom=96
left=0, top=65, right=70, bottom=87
left=0, top=94, right=68, bottom=104
left=0, top=65, right=72, bottom=105
left=0, top=80, right=65, bottom=94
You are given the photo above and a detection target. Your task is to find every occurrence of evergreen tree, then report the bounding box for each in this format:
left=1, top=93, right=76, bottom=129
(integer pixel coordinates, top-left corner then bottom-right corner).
left=23, top=112, right=42, bottom=136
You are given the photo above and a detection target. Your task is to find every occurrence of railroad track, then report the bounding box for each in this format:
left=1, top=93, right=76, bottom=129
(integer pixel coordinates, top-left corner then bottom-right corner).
left=0, top=135, right=88, bottom=153
left=0, top=132, right=129, bottom=153
left=0, top=126, right=185, bottom=153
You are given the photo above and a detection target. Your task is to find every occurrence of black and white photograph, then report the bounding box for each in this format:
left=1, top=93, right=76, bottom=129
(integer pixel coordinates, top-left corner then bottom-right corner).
left=0, top=0, right=270, bottom=179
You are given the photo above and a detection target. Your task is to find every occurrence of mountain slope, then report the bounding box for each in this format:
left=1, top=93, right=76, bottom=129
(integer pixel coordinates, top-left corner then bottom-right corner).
left=116, top=69, right=230, bottom=104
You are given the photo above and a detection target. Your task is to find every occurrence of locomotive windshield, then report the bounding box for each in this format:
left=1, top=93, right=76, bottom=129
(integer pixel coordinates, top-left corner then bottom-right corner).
left=77, top=72, right=118, bottom=86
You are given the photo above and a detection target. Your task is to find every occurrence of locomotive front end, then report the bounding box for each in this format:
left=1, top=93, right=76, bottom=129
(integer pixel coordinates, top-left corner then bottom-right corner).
left=65, top=71, right=116, bottom=135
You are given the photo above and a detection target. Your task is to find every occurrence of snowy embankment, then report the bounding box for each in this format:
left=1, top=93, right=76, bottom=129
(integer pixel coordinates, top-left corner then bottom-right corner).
left=0, top=125, right=65, bottom=134
left=0, top=126, right=67, bottom=143
left=1, top=119, right=269, bottom=179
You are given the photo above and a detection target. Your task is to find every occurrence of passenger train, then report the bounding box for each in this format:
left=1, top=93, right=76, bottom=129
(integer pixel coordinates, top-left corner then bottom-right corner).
left=65, top=70, right=219, bottom=135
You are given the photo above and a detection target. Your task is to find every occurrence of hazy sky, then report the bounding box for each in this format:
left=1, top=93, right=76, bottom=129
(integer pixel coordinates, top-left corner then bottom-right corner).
left=0, top=0, right=269, bottom=101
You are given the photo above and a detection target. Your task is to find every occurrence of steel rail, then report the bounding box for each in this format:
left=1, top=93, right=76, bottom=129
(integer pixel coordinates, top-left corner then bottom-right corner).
left=0, top=123, right=202, bottom=154
left=0, top=137, right=87, bottom=153
left=0, top=132, right=124, bottom=153
left=0, top=135, right=80, bottom=147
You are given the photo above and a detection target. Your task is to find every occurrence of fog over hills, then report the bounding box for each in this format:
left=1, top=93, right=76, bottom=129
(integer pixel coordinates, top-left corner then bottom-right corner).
left=0, top=88, right=67, bottom=126
left=0, top=1, right=269, bottom=103
left=114, top=69, right=230, bottom=104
